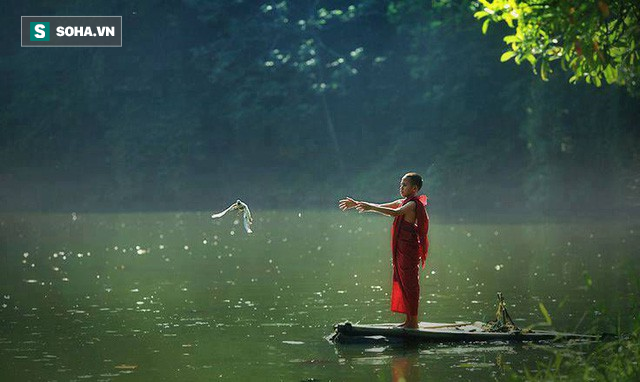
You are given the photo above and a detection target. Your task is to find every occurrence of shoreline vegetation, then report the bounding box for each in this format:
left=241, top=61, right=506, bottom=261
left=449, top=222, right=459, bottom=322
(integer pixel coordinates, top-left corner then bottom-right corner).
left=517, top=318, right=639, bottom=381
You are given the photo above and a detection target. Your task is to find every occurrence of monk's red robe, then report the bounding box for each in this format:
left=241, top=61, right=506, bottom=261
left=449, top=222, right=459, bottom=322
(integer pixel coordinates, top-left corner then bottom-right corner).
left=390, top=195, right=429, bottom=316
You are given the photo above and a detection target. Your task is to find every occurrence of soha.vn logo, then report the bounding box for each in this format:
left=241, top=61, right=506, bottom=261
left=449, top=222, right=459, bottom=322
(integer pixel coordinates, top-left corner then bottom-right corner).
left=30, top=22, right=115, bottom=41
left=23, top=16, right=121, bottom=47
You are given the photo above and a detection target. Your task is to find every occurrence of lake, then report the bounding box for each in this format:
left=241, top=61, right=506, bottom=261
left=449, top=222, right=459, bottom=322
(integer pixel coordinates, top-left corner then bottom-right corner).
left=0, top=211, right=638, bottom=381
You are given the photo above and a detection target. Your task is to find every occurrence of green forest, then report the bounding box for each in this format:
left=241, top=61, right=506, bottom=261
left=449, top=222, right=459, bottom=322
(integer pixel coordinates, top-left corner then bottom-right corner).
left=1, top=0, right=639, bottom=216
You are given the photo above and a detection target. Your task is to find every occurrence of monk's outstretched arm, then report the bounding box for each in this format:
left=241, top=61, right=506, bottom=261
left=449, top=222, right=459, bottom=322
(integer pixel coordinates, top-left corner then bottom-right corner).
left=364, top=199, right=403, bottom=216
left=379, top=199, right=403, bottom=209
left=356, top=201, right=414, bottom=217
left=340, top=198, right=401, bottom=211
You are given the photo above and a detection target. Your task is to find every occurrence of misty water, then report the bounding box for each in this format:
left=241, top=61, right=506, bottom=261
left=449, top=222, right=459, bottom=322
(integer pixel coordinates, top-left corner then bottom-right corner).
left=0, top=211, right=638, bottom=381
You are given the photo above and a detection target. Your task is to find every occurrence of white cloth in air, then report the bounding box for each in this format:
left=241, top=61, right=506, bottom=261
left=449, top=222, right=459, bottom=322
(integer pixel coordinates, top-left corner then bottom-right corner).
left=211, top=199, right=253, bottom=233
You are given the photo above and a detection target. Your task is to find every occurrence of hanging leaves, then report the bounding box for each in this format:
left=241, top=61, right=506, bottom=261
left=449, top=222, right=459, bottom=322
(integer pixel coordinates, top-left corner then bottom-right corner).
left=473, top=0, right=640, bottom=94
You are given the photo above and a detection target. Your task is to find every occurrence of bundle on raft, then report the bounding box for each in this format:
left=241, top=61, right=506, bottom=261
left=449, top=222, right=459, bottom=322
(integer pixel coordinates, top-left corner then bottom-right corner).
left=329, top=293, right=602, bottom=344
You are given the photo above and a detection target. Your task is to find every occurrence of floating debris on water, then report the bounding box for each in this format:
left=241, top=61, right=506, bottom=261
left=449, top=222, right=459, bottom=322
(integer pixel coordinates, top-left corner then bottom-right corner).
left=364, top=346, right=387, bottom=353
left=114, top=365, right=137, bottom=370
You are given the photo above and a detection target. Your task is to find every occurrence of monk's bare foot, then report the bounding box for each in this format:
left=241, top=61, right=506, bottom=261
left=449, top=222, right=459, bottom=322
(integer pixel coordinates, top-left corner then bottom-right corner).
left=404, top=316, right=419, bottom=329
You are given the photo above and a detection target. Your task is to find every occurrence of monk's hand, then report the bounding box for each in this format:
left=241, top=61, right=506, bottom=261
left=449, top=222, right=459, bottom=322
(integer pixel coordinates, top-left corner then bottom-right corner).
left=339, top=197, right=357, bottom=211
left=355, top=202, right=373, bottom=213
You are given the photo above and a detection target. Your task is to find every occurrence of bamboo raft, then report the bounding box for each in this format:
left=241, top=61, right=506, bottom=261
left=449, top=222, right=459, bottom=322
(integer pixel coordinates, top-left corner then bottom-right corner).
left=329, top=293, right=601, bottom=344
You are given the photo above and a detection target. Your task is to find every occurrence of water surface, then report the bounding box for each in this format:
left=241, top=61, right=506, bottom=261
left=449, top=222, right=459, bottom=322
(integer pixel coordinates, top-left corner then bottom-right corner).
left=1, top=211, right=637, bottom=381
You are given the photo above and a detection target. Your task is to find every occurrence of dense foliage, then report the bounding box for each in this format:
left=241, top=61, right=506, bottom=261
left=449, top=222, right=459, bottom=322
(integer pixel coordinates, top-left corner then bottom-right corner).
left=0, top=0, right=638, bottom=216
left=473, top=0, right=640, bottom=93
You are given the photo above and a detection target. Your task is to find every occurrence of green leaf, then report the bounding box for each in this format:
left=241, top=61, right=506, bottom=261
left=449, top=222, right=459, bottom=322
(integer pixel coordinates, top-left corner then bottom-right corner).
left=539, top=302, right=552, bottom=325
left=503, top=35, right=520, bottom=44
left=500, top=51, right=517, bottom=62
left=553, top=354, right=563, bottom=371
left=482, top=19, right=490, bottom=35
left=474, top=11, right=489, bottom=19
left=603, top=64, right=617, bottom=84
left=593, top=75, right=601, bottom=87
left=504, top=14, right=514, bottom=28
left=540, top=60, right=549, bottom=81
left=524, top=54, right=536, bottom=66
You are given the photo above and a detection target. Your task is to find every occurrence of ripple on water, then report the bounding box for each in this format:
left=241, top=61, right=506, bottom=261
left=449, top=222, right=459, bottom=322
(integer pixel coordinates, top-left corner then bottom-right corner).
left=454, top=361, right=495, bottom=370
left=350, top=355, right=393, bottom=366
left=282, top=340, right=305, bottom=345
left=420, top=344, right=515, bottom=356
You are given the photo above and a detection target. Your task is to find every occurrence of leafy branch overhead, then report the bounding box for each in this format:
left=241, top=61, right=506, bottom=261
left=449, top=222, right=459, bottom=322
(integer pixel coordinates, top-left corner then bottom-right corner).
left=473, top=0, right=640, bottom=93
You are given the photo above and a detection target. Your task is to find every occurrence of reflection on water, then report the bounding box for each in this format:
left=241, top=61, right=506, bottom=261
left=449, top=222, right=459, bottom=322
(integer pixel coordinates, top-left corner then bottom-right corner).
left=0, top=212, right=637, bottom=381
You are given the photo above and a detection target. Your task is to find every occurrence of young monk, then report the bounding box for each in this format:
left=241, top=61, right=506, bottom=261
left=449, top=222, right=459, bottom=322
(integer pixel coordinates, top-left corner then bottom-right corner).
left=338, top=172, right=429, bottom=329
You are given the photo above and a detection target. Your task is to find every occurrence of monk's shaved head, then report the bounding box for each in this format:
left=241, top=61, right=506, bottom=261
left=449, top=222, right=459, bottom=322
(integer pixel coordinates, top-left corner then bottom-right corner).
left=403, top=172, right=423, bottom=190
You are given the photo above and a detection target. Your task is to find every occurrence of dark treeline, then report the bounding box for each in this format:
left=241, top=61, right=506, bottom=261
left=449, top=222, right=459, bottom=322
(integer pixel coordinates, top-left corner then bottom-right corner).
left=1, top=0, right=639, bottom=217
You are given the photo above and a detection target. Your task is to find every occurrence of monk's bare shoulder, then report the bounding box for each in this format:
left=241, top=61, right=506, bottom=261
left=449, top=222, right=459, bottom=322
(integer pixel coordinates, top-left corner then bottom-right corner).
left=399, top=200, right=416, bottom=213
left=400, top=201, right=417, bottom=222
